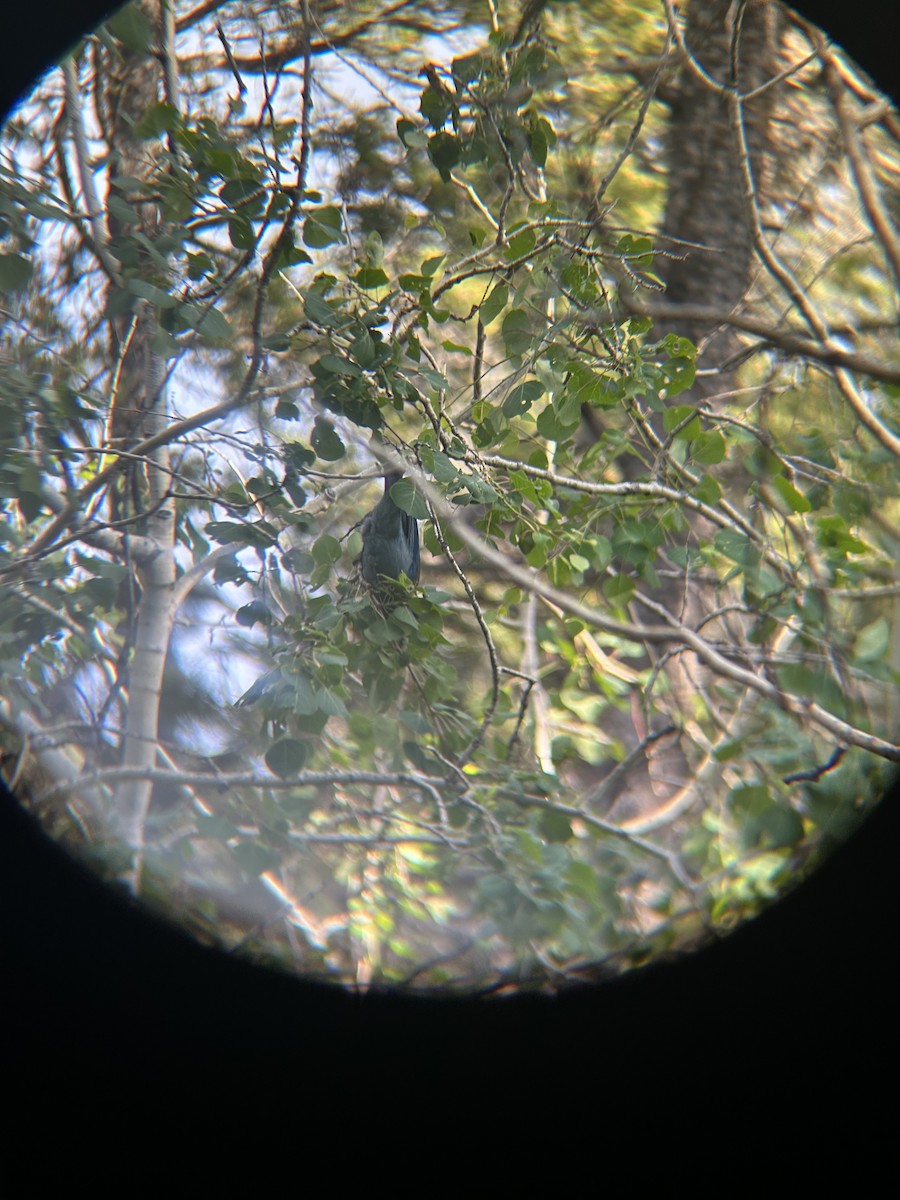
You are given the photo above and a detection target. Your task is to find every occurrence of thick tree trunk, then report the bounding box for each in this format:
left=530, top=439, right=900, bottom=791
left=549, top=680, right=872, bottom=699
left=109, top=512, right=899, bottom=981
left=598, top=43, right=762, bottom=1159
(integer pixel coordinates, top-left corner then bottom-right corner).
left=658, top=0, right=782, bottom=398
left=603, top=3, right=785, bottom=824
left=95, top=0, right=177, bottom=890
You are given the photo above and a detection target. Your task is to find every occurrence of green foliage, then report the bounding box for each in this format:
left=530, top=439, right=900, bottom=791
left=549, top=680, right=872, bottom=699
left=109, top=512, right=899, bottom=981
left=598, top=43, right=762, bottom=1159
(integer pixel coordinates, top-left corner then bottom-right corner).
left=0, top=0, right=896, bottom=992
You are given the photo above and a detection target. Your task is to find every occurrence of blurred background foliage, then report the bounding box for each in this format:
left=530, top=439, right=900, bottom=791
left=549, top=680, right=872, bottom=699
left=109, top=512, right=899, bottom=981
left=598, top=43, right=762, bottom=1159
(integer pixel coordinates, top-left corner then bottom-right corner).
left=0, top=0, right=897, bottom=991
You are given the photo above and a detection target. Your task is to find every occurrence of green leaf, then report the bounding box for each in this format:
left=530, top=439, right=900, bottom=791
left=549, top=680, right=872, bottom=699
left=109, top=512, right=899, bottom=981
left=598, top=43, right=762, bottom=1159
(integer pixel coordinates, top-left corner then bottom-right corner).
left=420, top=85, right=453, bottom=132
left=427, top=132, right=461, bottom=181
left=420, top=449, right=460, bottom=484
left=505, top=227, right=537, bottom=260
left=713, top=738, right=745, bottom=762
left=615, top=234, right=654, bottom=266
left=389, top=477, right=430, bottom=519
left=661, top=356, right=696, bottom=397
left=479, top=282, right=508, bottom=326
left=133, top=102, right=180, bottom=139
left=196, top=809, right=240, bottom=842
left=695, top=474, right=722, bottom=504
left=451, top=52, right=485, bottom=86
left=213, top=554, right=249, bottom=585
left=303, top=291, right=340, bottom=326
left=107, top=194, right=140, bottom=225
left=349, top=329, right=378, bottom=368
left=310, top=418, right=345, bottom=461
left=125, top=278, right=176, bottom=308
left=731, top=784, right=804, bottom=851
left=396, top=118, right=418, bottom=147
left=284, top=443, right=316, bottom=470
left=458, top=472, right=498, bottom=504
left=398, top=273, right=431, bottom=294
left=220, top=177, right=264, bottom=212
left=284, top=547, right=315, bottom=574
left=318, top=352, right=360, bottom=377
left=186, top=252, right=213, bottom=281
left=351, top=266, right=390, bottom=289
left=663, top=405, right=700, bottom=439
left=691, top=429, right=726, bottom=465
left=538, top=809, right=573, bottom=843
left=561, top=262, right=597, bottom=305
left=312, top=534, right=342, bottom=566
left=149, top=327, right=179, bottom=358
left=192, top=305, right=232, bottom=341
left=772, top=475, right=812, bottom=513
left=604, top=574, right=634, bottom=606
left=524, top=531, right=551, bottom=568
left=107, top=6, right=154, bottom=52
left=365, top=620, right=406, bottom=645
left=14, top=461, right=45, bottom=521
left=0, top=254, right=34, bottom=294
left=419, top=366, right=448, bottom=391
left=527, top=116, right=556, bottom=167
left=228, top=215, right=256, bottom=250
left=205, top=520, right=276, bottom=548
left=816, top=516, right=871, bottom=556
left=236, top=601, right=270, bottom=628
left=501, top=309, right=532, bottom=358
left=756, top=805, right=804, bottom=850
left=302, top=206, right=344, bottom=248
left=715, top=529, right=760, bottom=569
left=855, top=617, right=889, bottom=662
left=502, top=379, right=544, bottom=417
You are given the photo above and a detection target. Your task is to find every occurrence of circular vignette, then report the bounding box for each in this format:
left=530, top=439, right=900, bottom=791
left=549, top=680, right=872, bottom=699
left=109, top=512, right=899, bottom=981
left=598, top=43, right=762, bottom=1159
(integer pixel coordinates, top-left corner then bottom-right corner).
left=1, top=0, right=897, bottom=1003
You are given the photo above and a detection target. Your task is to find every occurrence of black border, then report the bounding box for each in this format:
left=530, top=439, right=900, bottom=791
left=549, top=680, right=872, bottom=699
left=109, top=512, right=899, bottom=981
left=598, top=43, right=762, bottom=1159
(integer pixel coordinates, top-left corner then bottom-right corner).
left=2, top=0, right=897, bottom=1136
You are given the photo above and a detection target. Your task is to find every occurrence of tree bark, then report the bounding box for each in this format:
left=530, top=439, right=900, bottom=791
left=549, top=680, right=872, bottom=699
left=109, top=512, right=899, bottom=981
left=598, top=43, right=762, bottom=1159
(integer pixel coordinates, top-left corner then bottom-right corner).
left=658, top=0, right=783, bottom=398
left=94, top=0, right=178, bottom=890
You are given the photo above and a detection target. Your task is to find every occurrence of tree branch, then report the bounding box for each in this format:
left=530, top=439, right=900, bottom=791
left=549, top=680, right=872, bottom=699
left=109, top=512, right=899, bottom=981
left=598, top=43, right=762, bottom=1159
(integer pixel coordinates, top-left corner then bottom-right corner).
left=406, top=466, right=900, bottom=763
left=62, top=57, right=119, bottom=283
left=820, top=41, right=900, bottom=291
left=625, top=299, right=900, bottom=385
left=726, top=57, right=900, bottom=458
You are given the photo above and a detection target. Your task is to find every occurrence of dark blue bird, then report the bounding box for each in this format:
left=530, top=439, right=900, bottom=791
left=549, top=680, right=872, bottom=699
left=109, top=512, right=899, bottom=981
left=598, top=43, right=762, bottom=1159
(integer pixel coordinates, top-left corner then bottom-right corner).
left=359, top=471, right=420, bottom=589
left=237, top=473, right=420, bottom=707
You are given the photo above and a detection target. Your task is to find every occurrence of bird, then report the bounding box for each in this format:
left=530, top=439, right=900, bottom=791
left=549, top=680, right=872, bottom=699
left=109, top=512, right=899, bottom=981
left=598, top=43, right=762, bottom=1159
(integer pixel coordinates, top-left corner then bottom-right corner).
left=237, top=472, right=420, bottom=707
left=359, top=471, right=420, bottom=591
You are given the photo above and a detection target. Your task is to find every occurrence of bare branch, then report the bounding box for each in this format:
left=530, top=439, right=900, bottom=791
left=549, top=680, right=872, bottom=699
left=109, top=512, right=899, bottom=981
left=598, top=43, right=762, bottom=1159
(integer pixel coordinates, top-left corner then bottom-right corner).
left=62, top=57, right=119, bottom=282
left=726, top=55, right=900, bottom=458
left=406, top=466, right=900, bottom=763
left=625, top=298, right=900, bottom=385
left=820, top=42, right=900, bottom=291
left=37, top=765, right=448, bottom=806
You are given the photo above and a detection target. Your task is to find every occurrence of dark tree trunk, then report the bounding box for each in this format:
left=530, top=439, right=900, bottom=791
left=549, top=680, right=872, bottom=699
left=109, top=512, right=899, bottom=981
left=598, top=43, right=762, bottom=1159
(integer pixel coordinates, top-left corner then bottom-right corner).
left=658, top=0, right=783, bottom=399
left=600, top=3, right=786, bottom=825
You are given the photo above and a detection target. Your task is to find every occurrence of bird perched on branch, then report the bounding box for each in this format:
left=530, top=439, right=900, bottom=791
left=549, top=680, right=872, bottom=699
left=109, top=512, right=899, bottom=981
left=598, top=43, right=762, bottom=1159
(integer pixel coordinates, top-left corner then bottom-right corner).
left=359, top=471, right=420, bottom=591
left=237, top=472, right=420, bottom=707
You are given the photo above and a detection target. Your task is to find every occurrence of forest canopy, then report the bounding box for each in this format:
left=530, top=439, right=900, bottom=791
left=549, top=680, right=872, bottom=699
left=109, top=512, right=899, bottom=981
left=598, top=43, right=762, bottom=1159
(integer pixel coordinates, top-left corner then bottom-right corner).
left=1, top=0, right=898, bottom=991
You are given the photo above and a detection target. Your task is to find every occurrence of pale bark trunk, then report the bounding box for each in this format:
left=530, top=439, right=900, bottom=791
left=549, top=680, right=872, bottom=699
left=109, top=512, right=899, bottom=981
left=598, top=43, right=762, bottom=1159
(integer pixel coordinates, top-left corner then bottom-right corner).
left=98, top=0, right=178, bottom=890
left=113, top=345, right=175, bottom=888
